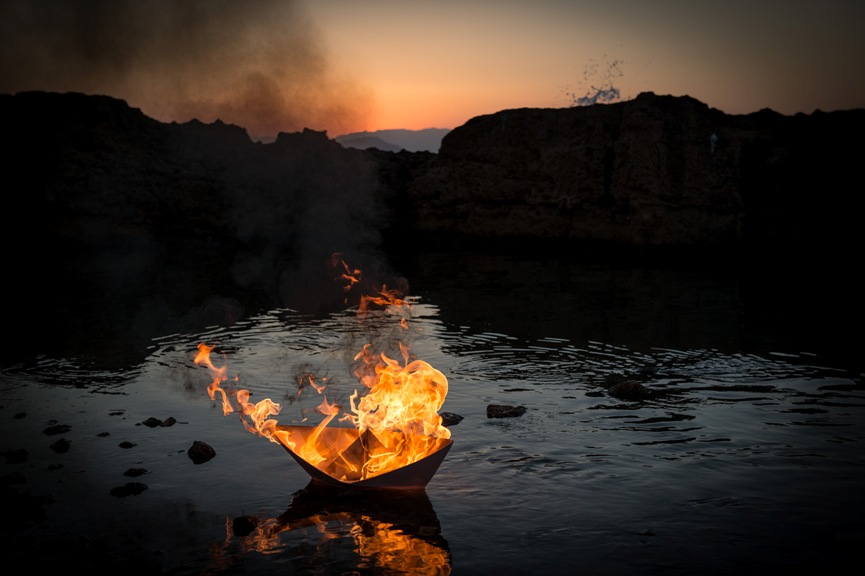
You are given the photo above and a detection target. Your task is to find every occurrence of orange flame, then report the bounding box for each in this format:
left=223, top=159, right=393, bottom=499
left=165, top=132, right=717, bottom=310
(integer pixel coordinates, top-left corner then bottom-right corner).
left=331, top=252, right=362, bottom=296
left=194, top=252, right=451, bottom=485
left=194, top=343, right=233, bottom=415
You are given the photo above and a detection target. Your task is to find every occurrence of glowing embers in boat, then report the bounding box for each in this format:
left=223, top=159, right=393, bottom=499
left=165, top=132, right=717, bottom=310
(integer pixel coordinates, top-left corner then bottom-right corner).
left=275, top=425, right=453, bottom=489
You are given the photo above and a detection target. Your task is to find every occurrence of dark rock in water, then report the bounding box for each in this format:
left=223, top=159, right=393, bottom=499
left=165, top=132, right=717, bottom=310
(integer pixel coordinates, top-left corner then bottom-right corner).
left=440, top=412, right=464, bottom=426
left=1, top=471, right=27, bottom=486
left=188, top=440, right=216, bottom=464
left=49, top=438, right=71, bottom=453
left=142, top=416, right=178, bottom=427
left=42, top=424, right=71, bottom=436
left=232, top=515, right=260, bottom=537
left=109, top=482, right=148, bottom=498
left=607, top=379, right=651, bottom=400
left=119, top=441, right=137, bottom=449
left=123, top=467, right=148, bottom=477
left=1, top=487, right=52, bottom=529
left=487, top=404, right=527, bottom=418
left=2, top=449, right=28, bottom=464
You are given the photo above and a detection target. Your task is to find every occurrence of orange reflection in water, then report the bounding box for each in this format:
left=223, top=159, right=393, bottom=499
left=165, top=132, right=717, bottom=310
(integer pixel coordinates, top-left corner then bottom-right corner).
left=207, top=483, right=452, bottom=575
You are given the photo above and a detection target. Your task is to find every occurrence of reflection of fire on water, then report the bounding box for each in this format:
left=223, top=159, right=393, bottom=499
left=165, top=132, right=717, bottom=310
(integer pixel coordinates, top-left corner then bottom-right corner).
left=194, top=253, right=452, bottom=488
left=207, top=482, right=451, bottom=574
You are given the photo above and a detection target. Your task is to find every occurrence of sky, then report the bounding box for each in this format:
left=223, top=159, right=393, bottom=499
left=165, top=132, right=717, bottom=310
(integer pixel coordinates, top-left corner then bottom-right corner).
left=1, top=0, right=864, bottom=140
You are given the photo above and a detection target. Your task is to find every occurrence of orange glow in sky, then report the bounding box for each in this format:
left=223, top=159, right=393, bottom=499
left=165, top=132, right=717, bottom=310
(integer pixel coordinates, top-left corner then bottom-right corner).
left=2, top=0, right=864, bottom=139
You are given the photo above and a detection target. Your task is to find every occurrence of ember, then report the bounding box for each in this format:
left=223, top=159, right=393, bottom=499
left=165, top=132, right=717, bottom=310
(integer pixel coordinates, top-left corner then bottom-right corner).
left=194, top=253, right=452, bottom=489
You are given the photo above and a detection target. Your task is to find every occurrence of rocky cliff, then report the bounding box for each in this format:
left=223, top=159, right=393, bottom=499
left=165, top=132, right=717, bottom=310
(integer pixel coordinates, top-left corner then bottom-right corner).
left=3, top=90, right=862, bottom=361
left=2, top=91, right=396, bottom=361
left=407, top=92, right=864, bottom=258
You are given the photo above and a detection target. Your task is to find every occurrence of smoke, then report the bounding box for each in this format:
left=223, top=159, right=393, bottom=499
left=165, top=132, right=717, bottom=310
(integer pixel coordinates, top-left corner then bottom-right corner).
left=0, top=0, right=373, bottom=140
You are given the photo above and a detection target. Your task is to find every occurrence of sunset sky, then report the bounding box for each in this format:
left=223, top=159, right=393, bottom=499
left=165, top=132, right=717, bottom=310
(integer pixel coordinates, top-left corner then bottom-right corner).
left=2, top=0, right=864, bottom=140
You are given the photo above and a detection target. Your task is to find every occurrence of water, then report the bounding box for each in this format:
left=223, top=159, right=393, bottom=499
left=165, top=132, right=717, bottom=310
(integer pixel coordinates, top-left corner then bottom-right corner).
left=2, top=248, right=863, bottom=574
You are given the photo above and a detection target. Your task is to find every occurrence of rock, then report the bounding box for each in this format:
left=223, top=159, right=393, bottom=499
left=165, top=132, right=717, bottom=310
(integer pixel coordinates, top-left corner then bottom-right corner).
left=187, top=440, right=216, bottom=464
left=49, top=438, right=71, bottom=453
left=42, top=424, right=71, bottom=436
left=1, top=449, right=28, bottom=464
left=407, top=92, right=865, bottom=258
left=140, top=416, right=176, bottom=427
left=3, top=90, right=863, bottom=365
left=440, top=412, right=464, bottom=426
left=487, top=404, right=527, bottom=418
left=0, top=472, right=27, bottom=486
left=607, top=379, right=651, bottom=400
left=109, top=482, right=148, bottom=498
left=232, top=515, right=260, bottom=537
left=123, top=468, right=148, bottom=477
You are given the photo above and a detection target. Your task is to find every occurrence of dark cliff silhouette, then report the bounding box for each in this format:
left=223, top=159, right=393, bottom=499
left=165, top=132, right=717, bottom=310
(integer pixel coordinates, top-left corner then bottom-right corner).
left=409, top=92, right=864, bottom=260
left=2, top=90, right=862, bottom=364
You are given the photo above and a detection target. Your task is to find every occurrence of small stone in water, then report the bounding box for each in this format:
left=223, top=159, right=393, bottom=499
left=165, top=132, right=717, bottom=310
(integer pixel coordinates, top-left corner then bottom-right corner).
left=109, top=482, right=148, bottom=498
left=188, top=440, right=216, bottom=464
left=2, top=449, right=28, bottom=464
left=441, top=412, right=464, bottom=426
left=43, top=424, right=71, bottom=436
left=50, top=438, right=71, bottom=453
left=487, top=404, right=527, bottom=418
left=232, top=515, right=259, bottom=537
left=607, top=379, right=650, bottom=400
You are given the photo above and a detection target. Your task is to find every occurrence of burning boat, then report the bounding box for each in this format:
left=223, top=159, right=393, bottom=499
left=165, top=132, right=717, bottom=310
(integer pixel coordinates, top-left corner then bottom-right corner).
left=194, top=255, right=453, bottom=490
left=273, top=425, right=453, bottom=489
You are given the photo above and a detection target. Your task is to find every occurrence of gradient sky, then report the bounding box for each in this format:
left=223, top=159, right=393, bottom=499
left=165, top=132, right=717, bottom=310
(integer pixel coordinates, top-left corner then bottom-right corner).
left=2, top=0, right=864, bottom=140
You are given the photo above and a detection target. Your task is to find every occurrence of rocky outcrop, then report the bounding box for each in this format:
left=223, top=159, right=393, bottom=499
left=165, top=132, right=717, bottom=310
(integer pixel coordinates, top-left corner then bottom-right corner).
left=3, top=90, right=863, bottom=362
left=1, top=91, right=393, bottom=362
left=407, top=92, right=865, bottom=257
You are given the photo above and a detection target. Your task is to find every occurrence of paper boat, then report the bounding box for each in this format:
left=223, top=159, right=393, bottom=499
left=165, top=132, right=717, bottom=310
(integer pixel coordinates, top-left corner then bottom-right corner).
left=274, top=424, right=453, bottom=490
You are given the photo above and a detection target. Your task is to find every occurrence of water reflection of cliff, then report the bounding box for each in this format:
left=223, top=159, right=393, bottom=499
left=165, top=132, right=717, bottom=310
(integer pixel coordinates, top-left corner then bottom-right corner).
left=214, top=481, right=451, bottom=575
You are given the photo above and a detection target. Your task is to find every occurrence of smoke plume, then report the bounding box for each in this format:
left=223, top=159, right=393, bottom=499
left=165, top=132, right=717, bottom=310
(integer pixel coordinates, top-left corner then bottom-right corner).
left=0, top=0, right=373, bottom=140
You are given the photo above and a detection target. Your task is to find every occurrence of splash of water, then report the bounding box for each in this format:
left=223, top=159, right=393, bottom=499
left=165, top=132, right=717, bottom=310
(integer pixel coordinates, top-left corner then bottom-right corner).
left=565, top=56, right=625, bottom=106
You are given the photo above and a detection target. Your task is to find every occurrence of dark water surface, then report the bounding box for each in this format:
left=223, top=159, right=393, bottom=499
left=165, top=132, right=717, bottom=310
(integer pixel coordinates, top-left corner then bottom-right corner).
left=2, top=248, right=863, bottom=574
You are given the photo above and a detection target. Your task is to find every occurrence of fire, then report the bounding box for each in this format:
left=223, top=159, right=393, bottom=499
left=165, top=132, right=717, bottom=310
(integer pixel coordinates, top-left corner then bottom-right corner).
left=194, top=252, right=452, bottom=487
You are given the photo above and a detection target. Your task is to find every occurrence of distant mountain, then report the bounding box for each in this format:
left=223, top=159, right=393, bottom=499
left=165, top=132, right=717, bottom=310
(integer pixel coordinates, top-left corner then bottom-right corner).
left=335, top=128, right=450, bottom=153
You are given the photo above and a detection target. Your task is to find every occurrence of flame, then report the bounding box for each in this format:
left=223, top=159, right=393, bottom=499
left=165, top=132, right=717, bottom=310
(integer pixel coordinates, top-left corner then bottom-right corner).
left=331, top=252, right=362, bottom=304
left=342, top=344, right=450, bottom=479
left=194, top=343, right=233, bottom=415
left=194, top=343, right=284, bottom=443
left=194, top=252, right=451, bottom=485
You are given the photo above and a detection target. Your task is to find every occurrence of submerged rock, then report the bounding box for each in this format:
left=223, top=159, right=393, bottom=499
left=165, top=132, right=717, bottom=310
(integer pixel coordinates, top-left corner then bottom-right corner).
left=487, top=404, right=527, bottom=418
left=49, top=438, right=71, bottom=454
left=109, top=482, right=148, bottom=498
left=607, top=379, right=651, bottom=400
